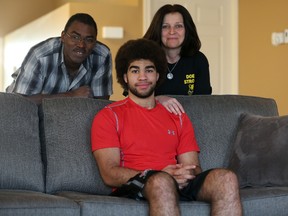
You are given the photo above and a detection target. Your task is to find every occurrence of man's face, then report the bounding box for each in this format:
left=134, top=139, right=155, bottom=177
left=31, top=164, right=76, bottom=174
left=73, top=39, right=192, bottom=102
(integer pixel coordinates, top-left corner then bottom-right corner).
left=124, top=59, right=159, bottom=99
left=61, top=21, right=97, bottom=66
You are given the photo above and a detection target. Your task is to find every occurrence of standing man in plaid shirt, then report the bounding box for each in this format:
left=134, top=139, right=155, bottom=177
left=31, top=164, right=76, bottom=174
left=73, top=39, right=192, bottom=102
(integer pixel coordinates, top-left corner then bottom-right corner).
left=6, top=13, right=112, bottom=104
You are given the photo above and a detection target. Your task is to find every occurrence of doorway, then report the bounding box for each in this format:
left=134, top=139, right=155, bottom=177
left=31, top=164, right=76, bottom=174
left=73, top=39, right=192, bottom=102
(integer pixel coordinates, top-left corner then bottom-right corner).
left=143, top=0, right=238, bottom=94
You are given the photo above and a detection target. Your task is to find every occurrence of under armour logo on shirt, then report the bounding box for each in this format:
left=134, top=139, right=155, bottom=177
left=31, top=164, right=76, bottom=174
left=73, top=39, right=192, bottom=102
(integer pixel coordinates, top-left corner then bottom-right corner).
left=167, top=129, right=175, bottom=136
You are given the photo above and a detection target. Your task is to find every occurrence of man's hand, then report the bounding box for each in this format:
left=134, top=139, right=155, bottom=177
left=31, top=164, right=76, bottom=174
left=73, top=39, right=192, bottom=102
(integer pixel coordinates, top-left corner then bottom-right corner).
left=23, top=86, right=93, bottom=105
left=162, top=164, right=198, bottom=189
left=155, top=96, right=185, bottom=115
left=69, top=86, right=93, bottom=98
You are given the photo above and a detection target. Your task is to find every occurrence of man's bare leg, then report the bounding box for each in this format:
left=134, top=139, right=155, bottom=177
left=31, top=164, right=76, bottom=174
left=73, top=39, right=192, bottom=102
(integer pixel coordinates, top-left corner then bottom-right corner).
left=143, top=172, right=180, bottom=216
left=197, top=169, right=242, bottom=216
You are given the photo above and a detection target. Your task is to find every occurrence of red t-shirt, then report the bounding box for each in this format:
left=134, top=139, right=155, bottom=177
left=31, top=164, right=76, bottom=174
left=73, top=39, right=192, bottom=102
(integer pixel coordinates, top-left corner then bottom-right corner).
left=91, top=97, right=200, bottom=171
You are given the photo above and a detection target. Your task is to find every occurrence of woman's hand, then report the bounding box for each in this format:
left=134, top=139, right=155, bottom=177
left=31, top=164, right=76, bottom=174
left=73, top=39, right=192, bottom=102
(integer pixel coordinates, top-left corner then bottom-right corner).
left=156, top=96, right=185, bottom=115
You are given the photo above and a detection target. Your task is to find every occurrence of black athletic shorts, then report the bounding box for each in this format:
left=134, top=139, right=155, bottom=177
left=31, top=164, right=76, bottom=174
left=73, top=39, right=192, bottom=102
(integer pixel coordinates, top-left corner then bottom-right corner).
left=110, top=169, right=213, bottom=201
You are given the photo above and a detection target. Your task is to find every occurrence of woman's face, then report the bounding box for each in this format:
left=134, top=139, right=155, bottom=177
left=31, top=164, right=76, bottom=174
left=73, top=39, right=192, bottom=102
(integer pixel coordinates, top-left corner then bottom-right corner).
left=161, top=12, right=185, bottom=50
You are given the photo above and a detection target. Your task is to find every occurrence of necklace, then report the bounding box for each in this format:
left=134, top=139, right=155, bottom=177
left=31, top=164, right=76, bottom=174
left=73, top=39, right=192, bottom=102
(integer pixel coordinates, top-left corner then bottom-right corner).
left=167, top=58, right=180, bottom=80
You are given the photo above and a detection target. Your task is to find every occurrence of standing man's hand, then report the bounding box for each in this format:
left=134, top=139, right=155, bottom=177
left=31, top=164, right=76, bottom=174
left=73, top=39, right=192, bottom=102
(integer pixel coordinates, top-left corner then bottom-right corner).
left=69, top=86, right=93, bottom=98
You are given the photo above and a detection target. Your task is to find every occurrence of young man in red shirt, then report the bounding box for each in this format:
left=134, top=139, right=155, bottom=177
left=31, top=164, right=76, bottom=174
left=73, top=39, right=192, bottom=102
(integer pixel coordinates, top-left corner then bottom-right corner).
left=91, top=39, right=242, bottom=216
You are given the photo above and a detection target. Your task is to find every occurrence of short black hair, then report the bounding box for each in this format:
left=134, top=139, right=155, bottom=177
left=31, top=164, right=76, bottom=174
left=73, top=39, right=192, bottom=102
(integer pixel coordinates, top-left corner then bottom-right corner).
left=115, top=38, right=167, bottom=91
left=64, top=13, right=98, bottom=36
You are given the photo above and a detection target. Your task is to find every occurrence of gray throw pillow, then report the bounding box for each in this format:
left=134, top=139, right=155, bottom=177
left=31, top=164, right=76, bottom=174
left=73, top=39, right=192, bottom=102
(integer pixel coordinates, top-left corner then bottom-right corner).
left=228, top=113, right=288, bottom=188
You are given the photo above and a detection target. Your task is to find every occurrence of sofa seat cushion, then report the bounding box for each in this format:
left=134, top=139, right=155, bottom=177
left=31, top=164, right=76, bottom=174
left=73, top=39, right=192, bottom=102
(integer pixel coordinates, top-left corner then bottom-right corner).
left=57, top=191, right=210, bottom=216
left=58, top=188, right=288, bottom=216
left=228, top=113, right=288, bottom=187
left=0, top=189, right=79, bottom=216
left=240, top=187, right=288, bottom=216
left=0, top=93, right=44, bottom=192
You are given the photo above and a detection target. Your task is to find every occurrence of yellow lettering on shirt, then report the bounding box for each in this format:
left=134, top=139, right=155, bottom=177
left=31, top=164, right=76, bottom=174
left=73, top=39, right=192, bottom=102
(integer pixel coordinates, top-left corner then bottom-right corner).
left=184, top=74, right=195, bottom=85
left=188, top=84, right=194, bottom=95
left=184, top=79, right=195, bottom=84
left=184, top=74, right=195, bottom=95
left=186, top=74, right=195, bottom=79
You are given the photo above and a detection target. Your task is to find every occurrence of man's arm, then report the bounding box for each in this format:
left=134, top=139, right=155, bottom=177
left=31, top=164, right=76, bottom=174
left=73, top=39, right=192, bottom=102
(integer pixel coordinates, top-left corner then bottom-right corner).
left=162, top=151, right=202, bottom=189
left=177, top=151, right=202, bottom=175
left=90, top=45, right=113, bottom=99
left=22, top=86, right=109, bottom=105
left=93, top=147, right=140, bottom=187
left=94, top=95, right=110, bottom=100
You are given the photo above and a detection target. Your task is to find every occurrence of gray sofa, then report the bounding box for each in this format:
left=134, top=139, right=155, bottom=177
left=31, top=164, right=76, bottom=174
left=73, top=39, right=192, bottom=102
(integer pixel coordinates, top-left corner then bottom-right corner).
left=0, top=92, right=287, bottom=216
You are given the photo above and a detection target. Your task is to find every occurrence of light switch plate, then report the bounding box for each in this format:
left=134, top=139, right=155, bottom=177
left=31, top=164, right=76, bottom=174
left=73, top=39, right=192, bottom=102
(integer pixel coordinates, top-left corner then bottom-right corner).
left=272, top=32, right=284, bottom=46
left=284, top=29, right=288, bottom=43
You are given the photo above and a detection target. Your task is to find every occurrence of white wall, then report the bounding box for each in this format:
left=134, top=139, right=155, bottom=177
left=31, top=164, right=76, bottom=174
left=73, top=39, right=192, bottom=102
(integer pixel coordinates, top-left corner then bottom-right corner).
left=2, top=4, right=70, bottom=91
left=0, top=38, right=3, bottom=91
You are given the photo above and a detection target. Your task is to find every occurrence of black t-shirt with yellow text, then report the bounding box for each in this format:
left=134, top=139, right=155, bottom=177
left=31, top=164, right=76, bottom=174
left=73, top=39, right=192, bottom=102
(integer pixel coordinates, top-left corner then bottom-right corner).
left=155, top=51, right=212, bottom=96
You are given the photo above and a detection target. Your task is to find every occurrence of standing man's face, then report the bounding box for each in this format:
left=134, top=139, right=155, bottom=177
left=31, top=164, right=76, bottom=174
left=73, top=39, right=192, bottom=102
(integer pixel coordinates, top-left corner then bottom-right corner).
left=61, top=21, right=97, bottom=66
left=124, top=59, right=159, bottom=99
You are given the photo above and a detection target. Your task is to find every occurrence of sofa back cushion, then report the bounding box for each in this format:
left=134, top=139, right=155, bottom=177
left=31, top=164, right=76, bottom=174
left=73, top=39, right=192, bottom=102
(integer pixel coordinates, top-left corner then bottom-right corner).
left=40, top=95, right=278, bottom=194
left=0, top=93, right=44, bottom=192
left=174, top=95, right=279, bottom=170
left=40, top=98, right=112, bottom=194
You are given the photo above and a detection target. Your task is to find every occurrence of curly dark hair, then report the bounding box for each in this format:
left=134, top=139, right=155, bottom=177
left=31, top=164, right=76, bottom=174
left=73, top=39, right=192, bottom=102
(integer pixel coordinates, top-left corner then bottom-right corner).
left=115, top=38, right=167, bottom=91
left=143, top=4, right=201, bottom=56
left=64, top=13, right=97, bottom=36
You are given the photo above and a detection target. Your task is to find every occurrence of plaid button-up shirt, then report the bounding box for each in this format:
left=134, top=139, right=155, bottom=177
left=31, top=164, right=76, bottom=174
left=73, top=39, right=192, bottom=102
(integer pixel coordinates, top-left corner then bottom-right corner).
left=6, top=37, right=112, bottom=97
